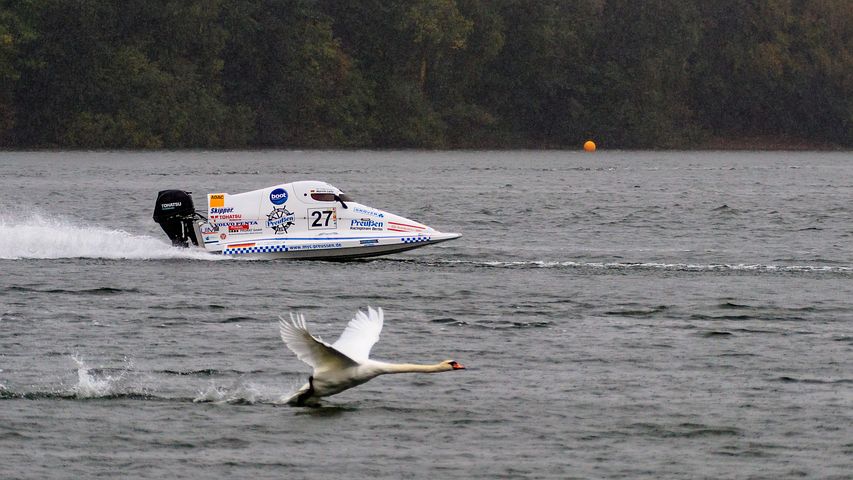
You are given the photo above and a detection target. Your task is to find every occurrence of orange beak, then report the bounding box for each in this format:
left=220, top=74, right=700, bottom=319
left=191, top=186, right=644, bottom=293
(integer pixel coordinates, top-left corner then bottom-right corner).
left=452, top=362, right=466, bottom=370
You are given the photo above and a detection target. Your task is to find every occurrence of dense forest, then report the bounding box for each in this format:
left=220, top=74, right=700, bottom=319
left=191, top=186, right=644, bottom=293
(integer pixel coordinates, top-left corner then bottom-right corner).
left=0, top=0, right=849, bottom=149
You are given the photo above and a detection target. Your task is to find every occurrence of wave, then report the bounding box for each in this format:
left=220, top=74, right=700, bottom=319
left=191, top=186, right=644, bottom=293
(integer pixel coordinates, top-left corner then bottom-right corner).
left=376, top=258, right=852, bottom=274
left=0, top=355, right=139, bottom=400
left=0, top=388, right=170, bottom=402
left=775, top=376, right=853, bottom=384
left=6, top=285, right=140, bottom=295
left=192, top=380, right=297, bottom=405
left=0, top=356, right=297, bottom=405
left=0, top=211, right=221, bottom=260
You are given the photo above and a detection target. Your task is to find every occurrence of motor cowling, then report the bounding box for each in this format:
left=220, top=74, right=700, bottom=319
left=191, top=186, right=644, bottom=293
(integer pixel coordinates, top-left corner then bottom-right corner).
left=153, top=190, right=199, bottom=247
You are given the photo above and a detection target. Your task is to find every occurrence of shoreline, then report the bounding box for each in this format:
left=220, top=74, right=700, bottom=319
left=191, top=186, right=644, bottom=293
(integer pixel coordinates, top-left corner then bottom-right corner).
left=0, top=136, right=848, bottom=152
left=693, top=135, right=845, bottom=151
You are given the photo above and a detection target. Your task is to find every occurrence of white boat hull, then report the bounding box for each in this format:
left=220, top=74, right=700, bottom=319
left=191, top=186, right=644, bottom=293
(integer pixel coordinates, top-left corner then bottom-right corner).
left=216, top=232, right=460, bottom=259
left=155, top=180, right=460, bottom=260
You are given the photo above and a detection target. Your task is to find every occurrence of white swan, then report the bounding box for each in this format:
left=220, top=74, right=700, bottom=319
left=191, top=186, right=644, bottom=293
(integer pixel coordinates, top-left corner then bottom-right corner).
left=279, top=307, right=465, bottom=406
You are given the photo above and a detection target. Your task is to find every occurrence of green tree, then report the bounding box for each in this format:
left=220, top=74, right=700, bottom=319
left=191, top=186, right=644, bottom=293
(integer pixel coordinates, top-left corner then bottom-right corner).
left=590, top=0, right=702, bottom=148
left=222, top=0, right=372, bottom=147
left=2, top=0, right=850, bottom=149
left=477, top=0, right=601, bottom=147
left=434, top=0, right=504, bottom=147
left=687, top=0, right=853, bottom=144
left=787, top=0, right=852, bottom=143
left=0, top=1, right=36, bottom=145
left=14, top=0, right=252, bottom=148
left=322, top=0, right=476, bottom=147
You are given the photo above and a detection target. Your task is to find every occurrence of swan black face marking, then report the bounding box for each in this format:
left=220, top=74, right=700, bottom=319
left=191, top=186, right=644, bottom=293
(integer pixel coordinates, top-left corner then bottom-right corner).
left=449, top=361, right=465, bottom=370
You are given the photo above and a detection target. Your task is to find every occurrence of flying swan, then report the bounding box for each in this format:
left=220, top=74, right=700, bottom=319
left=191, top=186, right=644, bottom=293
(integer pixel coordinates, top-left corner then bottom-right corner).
left=279, top=307, right=465, bottom=406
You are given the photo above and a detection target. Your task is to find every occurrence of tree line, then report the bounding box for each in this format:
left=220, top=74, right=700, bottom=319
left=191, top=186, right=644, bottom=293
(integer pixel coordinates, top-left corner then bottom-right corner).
left=0, top=0, right=849, bottom=149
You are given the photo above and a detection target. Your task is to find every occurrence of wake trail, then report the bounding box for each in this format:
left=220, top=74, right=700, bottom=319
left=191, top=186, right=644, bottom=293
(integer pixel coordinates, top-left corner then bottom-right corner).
left=373, top=258, right=852, bottom=273
left=0, top=355, right=296, bottom=405
left=0, top=211, right=221, bottom=260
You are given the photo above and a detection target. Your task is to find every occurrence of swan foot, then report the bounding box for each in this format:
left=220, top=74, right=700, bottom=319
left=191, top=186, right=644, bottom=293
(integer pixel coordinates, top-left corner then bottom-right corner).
left=288, top=376, right=316, bottom=407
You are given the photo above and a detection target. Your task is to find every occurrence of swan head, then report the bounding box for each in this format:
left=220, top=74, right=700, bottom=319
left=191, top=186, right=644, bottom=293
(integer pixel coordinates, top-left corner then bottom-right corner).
left=443, top=360, right=465, bottom=370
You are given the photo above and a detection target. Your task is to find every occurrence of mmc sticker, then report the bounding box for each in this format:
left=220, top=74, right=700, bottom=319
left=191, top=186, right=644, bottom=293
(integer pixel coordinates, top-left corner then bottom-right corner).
left=266, top=207, right=295, bottom=233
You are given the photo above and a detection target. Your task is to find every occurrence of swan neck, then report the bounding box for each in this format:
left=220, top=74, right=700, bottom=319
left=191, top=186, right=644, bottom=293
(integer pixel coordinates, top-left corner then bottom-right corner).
left=382, top=362, right=446, bottom=374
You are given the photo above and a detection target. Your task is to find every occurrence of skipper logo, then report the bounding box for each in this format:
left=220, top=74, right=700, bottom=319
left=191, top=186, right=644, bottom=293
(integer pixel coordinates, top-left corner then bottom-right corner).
left=269, top=188, right=288, bottom=205
left=210, top=207, right=234, bottom=214
left=266, top=207, right=295, bottom=233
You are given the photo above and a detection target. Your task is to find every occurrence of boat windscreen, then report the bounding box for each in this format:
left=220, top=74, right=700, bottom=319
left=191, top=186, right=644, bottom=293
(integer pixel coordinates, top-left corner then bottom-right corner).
left=311, top=192, right=354, bottom=202
left=311, top=193, right=335, bottom=201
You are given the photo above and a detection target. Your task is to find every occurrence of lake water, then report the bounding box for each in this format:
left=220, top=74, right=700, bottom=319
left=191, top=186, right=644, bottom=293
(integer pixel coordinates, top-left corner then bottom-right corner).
left=1, top=151, right=851, bottom=479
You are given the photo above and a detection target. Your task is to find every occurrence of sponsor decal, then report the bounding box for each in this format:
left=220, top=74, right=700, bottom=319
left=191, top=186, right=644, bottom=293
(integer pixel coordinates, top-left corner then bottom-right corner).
left=209, top=206, right=240, bottom=220
left=308, top=207, right=337, bottom=230
left=266, top=206, right=295, bottom=233
left=209, top=194, right=225, bottom=208
left=160, top=202, right=181, bottom=210
left=227, top=242, right=256, bottom=249
left=220, top=233, right=227, bottom=240
left=212, top=214, right=242, bottom=220
left=224, top=222, right=262, bottom=235
left=350, top=218, right=384, bottom=231
left=269, top=188, right=288, bottom=205
left=213, top=220, right=258, bottom=228
left=201, top=223, right=219, bottom=234
left=353, top=207, right=384, bottom=218
left=386, top=221, right=426, bottom=233
left=288, top=242, right=342, bottom=251
left=359, top=239, right=379, bottom=245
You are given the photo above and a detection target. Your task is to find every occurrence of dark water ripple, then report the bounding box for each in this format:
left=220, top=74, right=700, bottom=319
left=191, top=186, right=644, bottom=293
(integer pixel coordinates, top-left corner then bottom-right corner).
left=1, top=151, right=851, bottom=479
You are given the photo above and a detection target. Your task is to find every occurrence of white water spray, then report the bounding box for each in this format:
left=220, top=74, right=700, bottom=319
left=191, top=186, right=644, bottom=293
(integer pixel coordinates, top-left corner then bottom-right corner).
left=70, top=355, right=134, bottom=399
left=0, top=212, right=221, bottom=260
left=193, top=379, right=297, bottom=405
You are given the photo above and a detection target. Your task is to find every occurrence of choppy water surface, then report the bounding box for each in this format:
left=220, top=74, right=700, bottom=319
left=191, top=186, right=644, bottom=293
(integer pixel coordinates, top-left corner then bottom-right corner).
left=1, top=151, right=851, bottom=479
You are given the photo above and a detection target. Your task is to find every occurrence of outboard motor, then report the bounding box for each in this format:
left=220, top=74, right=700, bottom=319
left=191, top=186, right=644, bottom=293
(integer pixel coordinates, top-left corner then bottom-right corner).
left=153, top=190, right=200, bottom=247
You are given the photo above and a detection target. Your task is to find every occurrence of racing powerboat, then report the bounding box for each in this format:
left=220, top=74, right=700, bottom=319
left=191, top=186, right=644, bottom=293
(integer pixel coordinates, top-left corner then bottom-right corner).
left=152, top=181, right=460, bottom=259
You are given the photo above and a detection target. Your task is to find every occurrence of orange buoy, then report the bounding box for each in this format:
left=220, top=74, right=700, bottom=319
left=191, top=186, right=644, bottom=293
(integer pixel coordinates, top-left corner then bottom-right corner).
left=583, top=140, right=596, bottom=152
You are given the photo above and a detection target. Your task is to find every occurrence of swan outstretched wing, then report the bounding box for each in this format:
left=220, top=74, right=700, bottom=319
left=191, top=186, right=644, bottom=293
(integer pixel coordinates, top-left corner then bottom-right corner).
left=332, top=306, right=384, bottom=361
left=279, top=313, right=358, bottom=370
